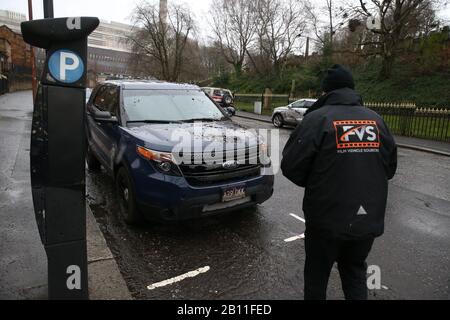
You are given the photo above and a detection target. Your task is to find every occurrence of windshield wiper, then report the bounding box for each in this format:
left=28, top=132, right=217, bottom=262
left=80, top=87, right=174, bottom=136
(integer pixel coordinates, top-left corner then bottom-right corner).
left=182, top=117, right=227, bottom=123
left=127, top=120, right=183, bottom=125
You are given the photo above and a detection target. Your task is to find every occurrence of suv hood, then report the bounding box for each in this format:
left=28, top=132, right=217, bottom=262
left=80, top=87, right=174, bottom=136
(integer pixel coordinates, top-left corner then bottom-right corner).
left=273, top=106, right=289, bottom=113
left=122, top=121, right=261, bottom=153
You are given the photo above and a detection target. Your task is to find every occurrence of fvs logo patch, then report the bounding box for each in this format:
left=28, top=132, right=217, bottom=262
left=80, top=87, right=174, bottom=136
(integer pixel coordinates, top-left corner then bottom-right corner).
left=333, top=120, right=380, bottom=149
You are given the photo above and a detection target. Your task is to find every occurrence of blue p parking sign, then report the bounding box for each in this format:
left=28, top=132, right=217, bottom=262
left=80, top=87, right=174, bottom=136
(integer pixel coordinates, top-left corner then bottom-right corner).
left=48, top=49, right=84, bottom=84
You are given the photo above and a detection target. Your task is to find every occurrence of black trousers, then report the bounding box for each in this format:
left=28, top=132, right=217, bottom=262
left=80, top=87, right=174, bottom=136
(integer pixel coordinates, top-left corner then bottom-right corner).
left=304, top=230, right=375, bottom=300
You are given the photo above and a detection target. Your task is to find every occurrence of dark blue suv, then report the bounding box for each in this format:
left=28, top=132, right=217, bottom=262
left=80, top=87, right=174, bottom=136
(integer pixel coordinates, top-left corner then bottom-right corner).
left=86, top=81, right=274, bottom=224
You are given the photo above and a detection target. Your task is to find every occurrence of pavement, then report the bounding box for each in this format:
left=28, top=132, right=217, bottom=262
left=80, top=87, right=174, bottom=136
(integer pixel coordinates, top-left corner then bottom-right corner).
left=235, top=111, right=450, bottom=157
left=0, top=90, right=131, bottom=300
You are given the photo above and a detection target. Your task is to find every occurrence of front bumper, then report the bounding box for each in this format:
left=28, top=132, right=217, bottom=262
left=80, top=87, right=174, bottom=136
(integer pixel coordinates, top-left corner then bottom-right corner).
left=134, top=169, right=274, bottom=221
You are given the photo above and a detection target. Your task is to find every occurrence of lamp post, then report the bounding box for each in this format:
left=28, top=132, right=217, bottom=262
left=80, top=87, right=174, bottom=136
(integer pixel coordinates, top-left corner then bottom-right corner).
left=43, top=0, right=54, bottom=18
left=296, top=34, right=322, bottom=60
left=27, top=0, right=37, bottom=100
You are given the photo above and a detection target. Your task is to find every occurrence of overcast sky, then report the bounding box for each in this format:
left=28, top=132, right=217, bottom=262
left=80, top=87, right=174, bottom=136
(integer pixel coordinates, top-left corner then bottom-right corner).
left=2, top=0, right=450, bottom=43
left=1, top=0, right=214, bottom=41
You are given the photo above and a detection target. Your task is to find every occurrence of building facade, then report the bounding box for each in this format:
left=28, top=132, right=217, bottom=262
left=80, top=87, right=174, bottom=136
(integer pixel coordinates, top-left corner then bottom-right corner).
left=1, top=10, right=144, bottom=91
left=0, top=25, right=32, bottom=93
left=0, top=10, right=26, bottom=34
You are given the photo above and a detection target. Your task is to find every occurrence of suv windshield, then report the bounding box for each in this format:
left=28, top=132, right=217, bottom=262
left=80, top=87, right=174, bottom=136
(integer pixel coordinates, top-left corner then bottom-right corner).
left=123, top=89, right=226, bottom=123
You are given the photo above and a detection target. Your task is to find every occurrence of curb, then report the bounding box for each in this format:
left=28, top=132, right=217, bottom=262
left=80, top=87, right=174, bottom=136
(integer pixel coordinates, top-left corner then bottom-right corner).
left=86, top=205, right=133, bottom=300
left=236, top=113, right=272, bottom=124
left=235, top=114, right=450, bottom=157
left=395, top=143, right=450, bottom=157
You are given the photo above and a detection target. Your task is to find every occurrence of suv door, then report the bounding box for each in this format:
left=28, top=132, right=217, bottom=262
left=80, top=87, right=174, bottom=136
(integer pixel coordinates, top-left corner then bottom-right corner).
left=285, top=100, right=305, bottom=124
left=87, top=84, right=121, bottom=172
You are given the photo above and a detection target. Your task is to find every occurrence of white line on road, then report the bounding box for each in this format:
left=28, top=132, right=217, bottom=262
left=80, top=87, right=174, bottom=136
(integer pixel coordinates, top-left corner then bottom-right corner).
left=290, top=213, right=306, bottom=223
left=147, top=266, right=210, bottom=291
left=284, top=234, right=305, bottom=242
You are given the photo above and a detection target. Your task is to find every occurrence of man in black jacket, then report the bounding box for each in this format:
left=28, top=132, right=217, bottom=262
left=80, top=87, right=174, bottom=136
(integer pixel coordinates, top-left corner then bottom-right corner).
left=281, top=64, right=397, bottom=300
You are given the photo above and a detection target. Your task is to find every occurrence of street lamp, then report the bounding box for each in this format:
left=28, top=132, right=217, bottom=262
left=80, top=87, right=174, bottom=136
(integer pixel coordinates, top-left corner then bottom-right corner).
left=43, top=0, right=54, bottom=18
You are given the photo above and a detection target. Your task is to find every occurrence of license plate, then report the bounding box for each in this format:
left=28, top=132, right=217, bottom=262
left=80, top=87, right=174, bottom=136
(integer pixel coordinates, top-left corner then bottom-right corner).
left=222, top=185, right=246, bottom=202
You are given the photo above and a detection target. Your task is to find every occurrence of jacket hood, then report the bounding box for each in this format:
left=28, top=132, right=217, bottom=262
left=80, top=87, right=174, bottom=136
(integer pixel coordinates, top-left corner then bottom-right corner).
left=305, top=88, right=363, bottom=116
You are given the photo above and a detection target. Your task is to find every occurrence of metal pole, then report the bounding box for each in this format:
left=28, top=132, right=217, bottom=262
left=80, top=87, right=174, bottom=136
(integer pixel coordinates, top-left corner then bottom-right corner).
left=43, top=0, right=54, bottom=19
left=305, top=37, right=310, bottom=61
left=27, top=0, right=37, bottom=100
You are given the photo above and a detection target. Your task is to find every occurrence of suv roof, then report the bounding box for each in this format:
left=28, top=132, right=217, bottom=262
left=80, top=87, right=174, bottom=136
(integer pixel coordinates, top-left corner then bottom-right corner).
left=202, top=87, right=232, bottom=92
left=103, top=80, right=200, bottom=91
left=298, top=98, right=317, bottom=102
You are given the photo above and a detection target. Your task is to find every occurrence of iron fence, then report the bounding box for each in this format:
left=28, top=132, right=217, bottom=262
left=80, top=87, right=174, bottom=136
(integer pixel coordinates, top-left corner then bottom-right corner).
left=0, top=77, right=7, bottom=95
left=234, top=94, right=450, bottom=142
left=367, top=102, right=450, bottom=142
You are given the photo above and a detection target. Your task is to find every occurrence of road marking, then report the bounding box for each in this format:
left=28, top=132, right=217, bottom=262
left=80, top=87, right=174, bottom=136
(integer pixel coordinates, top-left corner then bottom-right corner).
left=289, top=213, right=306, bottom=223
left=284, top=233, right=305, bottom=242
left=284, top=214, right=306, bottom=243
left=147, top=266, right=210, bottom=291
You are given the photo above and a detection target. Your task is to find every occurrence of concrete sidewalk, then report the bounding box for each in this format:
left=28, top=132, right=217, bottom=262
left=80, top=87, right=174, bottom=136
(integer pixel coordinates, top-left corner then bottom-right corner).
left=236, top=111, right=450, bottom=156
left=0, top=90, right=131, bottom=300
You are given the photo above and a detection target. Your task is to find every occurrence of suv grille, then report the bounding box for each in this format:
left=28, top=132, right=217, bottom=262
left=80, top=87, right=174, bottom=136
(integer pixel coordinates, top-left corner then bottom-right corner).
left=178, top=146, right=262, bottom=187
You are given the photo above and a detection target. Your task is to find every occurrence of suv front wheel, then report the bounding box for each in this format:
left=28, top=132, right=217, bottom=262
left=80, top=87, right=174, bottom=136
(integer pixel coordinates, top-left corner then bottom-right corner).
left=272, top=114, right=284, bottom=128
left=222, top=94, right=233, bottom=106
left=116, top=166, right=143, bottom=225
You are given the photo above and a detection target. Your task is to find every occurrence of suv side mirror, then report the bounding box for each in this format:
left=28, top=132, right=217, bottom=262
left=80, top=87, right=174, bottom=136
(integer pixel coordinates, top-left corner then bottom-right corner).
left=93, top=109, right=118, bottom=122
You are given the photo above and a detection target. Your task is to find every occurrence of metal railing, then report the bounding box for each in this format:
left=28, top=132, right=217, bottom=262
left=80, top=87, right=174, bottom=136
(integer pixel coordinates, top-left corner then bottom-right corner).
left=367, top=102, right=450, bottom=142
left=0, top=77, right=7, bottom=95
left=234, top=94, right=450, bottom=142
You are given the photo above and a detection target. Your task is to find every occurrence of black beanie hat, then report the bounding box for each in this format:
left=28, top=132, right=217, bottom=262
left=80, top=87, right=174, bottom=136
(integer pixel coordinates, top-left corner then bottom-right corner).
left=321, top=64, right=355, bottom=93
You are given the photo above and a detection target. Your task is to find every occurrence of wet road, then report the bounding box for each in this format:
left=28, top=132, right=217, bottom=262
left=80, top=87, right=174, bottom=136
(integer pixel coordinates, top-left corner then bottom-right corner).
left=87, top=117, right=450, bottom=300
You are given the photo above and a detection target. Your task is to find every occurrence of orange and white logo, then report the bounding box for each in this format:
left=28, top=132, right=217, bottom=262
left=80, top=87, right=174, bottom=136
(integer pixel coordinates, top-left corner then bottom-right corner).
left=333, top=120, right=380, bottom=149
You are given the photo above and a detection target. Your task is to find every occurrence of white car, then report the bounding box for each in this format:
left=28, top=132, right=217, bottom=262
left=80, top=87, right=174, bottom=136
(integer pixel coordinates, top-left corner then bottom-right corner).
left=272, top=98, right=317, bottom=128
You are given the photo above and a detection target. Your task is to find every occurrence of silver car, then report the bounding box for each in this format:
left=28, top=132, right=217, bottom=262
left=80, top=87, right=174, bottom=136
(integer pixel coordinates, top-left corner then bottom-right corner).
left=271, top=98, right=317, bottom=128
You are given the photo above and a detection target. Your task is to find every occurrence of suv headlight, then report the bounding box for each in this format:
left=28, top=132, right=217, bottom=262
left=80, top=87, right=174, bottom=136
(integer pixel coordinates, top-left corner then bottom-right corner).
left=136, top=146, right=182, bottom=176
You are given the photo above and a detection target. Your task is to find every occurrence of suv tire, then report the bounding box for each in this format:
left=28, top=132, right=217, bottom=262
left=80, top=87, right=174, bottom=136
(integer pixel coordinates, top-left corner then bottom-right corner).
left=272, top=114, right=284, bottom=128
left=116, top=166, right=143, bottom=225
left=222, top=93, right=233, bottom=106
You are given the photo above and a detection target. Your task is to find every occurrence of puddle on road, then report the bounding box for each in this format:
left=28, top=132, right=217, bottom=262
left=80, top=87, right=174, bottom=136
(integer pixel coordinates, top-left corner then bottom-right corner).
left=86, top=168, right=298, bottom=300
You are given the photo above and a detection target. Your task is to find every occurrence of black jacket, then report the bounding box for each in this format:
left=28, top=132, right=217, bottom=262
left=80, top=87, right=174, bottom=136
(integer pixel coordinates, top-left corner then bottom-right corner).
left=281, top=88, right=397, bottom=239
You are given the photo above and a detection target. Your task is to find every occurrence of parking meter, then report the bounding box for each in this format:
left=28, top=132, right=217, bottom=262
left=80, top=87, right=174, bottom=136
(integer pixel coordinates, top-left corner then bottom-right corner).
left=21, top=17, right=99, bottom=300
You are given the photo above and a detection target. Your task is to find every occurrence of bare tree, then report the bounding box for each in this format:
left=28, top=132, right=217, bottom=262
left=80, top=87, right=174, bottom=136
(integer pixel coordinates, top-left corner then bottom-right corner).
left=305, top=0, right=349, bottom=54
left=251, top=0, right=308, bottom=76
left=129, top=2, right=195, bottom=81
left=348, top=0, right=443, bottom=79
left=210, top=0, right=257, bottom=75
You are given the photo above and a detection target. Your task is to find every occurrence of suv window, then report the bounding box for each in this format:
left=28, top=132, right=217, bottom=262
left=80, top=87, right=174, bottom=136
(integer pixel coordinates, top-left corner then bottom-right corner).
left=93, top=86, right=107, bottom=111
left=292, top=101, right=305, bottom=108
left=94, top=85, right=119, bottom=115
left=123, top=89, right=224, bottom=122
left=202, top=88, right=212, bottom=96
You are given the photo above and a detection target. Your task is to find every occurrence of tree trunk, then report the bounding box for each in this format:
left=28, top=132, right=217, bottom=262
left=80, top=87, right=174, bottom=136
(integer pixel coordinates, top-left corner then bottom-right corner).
left=233, top=61, right=243, bottom=76
left=380, top=54, right=394, bottom=80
